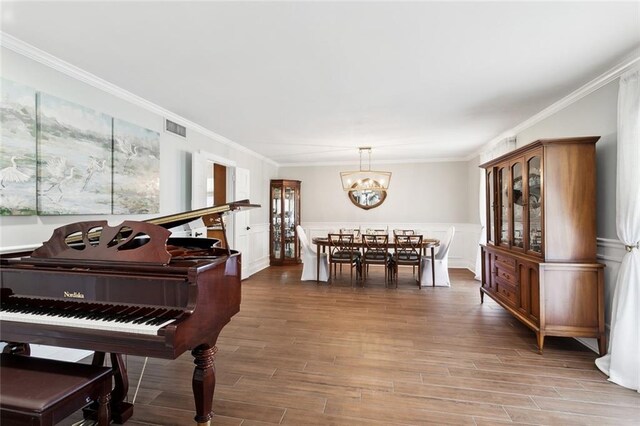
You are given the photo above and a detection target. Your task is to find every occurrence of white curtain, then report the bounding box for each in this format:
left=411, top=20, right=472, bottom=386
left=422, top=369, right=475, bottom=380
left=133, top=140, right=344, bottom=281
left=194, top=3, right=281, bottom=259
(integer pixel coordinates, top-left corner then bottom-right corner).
left=474, top=137, right=516, bottom=280
left=595, top=66, right=640, bottom=392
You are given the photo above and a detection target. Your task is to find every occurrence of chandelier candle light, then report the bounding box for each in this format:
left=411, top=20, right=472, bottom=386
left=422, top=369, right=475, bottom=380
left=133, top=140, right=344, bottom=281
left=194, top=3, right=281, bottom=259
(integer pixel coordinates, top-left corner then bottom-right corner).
left=340, top=147, right=392, bottom=191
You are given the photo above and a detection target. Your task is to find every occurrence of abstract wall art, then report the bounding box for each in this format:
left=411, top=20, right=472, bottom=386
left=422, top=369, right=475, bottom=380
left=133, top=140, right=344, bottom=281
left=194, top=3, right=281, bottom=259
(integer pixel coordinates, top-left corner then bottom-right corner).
left=112, top=118, right=160, bottom=214
left=0, top=78, right=37, bottom=215
left=37, top=93, right=113, bottom=215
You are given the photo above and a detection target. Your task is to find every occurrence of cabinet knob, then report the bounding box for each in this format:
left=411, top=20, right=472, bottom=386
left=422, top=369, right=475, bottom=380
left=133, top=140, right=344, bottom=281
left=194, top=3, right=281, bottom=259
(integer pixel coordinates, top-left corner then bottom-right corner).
left=246, top=226, right=251, bottom=231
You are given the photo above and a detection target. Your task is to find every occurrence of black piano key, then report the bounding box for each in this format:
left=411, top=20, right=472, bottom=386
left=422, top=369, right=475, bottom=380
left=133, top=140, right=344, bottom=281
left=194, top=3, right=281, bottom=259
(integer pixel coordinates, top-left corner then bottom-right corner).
left=103, top=306, right=138, bottom=322
left=121, top=307, right=154, bottom=324
left=114, top=306, right=146, bottom=323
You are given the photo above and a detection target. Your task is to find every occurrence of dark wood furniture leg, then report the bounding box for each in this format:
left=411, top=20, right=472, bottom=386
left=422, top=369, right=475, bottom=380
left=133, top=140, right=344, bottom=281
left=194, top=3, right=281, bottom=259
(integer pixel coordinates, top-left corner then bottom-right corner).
left=316, top=244, right=321, bottom=284
left=89, top=352, right=133, bottom=424
left=192, top=344, right=218, bottom=426
left=97, top=392, right=112, bottom=426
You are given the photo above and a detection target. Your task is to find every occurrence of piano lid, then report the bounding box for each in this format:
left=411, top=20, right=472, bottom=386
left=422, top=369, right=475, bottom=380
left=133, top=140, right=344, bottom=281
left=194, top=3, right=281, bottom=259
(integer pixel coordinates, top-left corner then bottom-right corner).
left=23, top=200, right=260, bottom=265
left=146, top=199, right=260, bottom=230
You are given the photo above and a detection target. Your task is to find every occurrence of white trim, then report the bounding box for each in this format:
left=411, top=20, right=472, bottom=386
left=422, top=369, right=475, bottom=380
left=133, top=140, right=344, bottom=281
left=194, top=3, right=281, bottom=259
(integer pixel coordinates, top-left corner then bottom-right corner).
left=597, top=237, right=626, bottom=264
left=281, top=157, right=468, bottom=167
left=195, top=150, right=237, bottom=168
left=471, top=50, right=640, bottom=160
left=0, top=244, right=39, bottom=254
left=0, top=32, right=278, bottom=167
left=301, top=221, right=481, bottom=273
left=575, top=337, right=600, bottom=354
left=4, top=32, right=636, bottom=168
left=597, top=237, right=625, bottom=249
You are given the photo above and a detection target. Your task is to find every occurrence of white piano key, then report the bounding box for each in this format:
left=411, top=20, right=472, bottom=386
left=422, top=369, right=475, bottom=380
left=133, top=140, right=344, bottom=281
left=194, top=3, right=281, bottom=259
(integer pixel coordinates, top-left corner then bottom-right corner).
left=0, top=310, right=176, bottom=335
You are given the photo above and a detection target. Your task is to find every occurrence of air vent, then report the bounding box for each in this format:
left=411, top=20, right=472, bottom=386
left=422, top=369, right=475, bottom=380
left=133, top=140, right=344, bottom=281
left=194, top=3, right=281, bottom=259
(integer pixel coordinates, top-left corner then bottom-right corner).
left=165, top=119, right=187, bottom=138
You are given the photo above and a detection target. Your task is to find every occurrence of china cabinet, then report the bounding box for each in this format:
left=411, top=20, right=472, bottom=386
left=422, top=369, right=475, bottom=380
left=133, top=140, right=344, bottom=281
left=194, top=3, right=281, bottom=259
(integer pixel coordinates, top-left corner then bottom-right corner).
left=480, top=137, right=605, bottom=355
left=270, top=180, right=301, bottom=265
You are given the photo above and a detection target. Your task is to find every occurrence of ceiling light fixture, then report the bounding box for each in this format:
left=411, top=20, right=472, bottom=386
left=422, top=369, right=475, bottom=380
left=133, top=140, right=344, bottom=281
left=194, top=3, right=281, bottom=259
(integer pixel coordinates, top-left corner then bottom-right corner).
left=340, top=147, right=391, bottom=191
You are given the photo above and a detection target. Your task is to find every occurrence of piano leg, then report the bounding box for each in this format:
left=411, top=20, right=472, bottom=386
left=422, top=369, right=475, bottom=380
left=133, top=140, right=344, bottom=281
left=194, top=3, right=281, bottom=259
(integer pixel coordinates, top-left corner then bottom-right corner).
left=85, top=352, right=134, bottom=424
left=192, top=344, right=218, bottom=425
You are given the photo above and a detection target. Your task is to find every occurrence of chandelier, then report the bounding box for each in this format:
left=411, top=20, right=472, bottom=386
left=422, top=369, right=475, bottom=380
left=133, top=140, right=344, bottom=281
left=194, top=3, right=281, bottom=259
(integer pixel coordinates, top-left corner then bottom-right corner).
left=340, top=147, right=392, bottom=191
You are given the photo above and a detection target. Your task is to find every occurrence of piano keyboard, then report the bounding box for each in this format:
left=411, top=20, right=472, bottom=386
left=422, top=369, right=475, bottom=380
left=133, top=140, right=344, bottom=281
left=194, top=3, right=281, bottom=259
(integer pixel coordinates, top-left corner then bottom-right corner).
left=0, top=298, right=181, bottom=336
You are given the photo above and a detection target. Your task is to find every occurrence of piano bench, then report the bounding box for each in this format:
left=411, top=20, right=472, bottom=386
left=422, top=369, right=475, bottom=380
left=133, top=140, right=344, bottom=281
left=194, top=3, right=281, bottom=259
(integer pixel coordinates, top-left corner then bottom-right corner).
left=0, top=353, right=112, bottom=426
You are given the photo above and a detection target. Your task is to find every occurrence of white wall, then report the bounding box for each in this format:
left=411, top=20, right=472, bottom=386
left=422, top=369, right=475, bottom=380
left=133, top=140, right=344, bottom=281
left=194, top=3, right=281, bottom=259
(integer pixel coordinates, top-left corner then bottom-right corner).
left=0, top=46, right=277, bottom=360
left=513, top=79, right=622, bottom=352
left=279, top=161, right=482, bottom=270
left=0, top=47, right=277, bottom=257
left=516, top=81, right=619, bottom=239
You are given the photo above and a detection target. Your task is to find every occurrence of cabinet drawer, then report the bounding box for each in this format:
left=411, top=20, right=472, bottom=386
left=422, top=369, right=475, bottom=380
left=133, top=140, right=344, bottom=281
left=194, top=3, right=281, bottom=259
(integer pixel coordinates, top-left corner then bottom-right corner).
left=495, top=277, right=518, bottom=305
left=494, top=254, right=516, bottom=270
left=496, top=266, right=517, bottom=285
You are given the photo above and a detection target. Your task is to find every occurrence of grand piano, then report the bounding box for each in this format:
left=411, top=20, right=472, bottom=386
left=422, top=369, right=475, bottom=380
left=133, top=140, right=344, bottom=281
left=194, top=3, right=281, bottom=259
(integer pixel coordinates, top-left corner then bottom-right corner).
left=0, top=200, right=259, bottom=425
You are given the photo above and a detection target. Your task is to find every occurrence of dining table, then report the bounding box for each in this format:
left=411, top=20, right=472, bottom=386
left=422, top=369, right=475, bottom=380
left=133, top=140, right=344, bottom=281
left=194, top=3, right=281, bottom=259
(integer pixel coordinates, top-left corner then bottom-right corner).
left=312, top=236, right=440, bottom=286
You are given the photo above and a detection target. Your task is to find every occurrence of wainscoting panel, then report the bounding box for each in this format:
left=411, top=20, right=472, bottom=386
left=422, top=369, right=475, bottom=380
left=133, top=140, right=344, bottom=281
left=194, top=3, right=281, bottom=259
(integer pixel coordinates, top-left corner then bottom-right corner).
left=577, top=237, right=625, bottom=353
left=301, top=222, right=481, bottom=271
left=245, top=222, right=270, bottom=278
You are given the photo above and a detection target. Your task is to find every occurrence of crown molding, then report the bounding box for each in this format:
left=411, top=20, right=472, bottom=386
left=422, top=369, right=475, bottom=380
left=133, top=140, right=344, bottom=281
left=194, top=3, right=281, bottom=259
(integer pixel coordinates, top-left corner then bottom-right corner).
left=0, top=32, right=279, bottom=167
left=472, top=47, right=640, bottom=160
left=4, top=31, right=637, bottom=169
left=280, top=156, right=468, bottom=167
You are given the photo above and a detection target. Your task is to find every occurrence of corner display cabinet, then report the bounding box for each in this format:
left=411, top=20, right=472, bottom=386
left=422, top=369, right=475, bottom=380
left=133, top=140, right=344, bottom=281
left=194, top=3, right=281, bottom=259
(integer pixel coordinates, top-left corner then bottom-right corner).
left=480, top=137, right=605, bottom=355
left=270, top=179, right=301, bottom=265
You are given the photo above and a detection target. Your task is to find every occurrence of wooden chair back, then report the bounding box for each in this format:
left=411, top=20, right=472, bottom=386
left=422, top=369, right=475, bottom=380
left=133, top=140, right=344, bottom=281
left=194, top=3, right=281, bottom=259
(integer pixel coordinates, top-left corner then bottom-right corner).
left=394, top=235, right=423, bottom=264
left=362, top=234, right=389, bottom=262
left=328, top=233, right=358, bottom=263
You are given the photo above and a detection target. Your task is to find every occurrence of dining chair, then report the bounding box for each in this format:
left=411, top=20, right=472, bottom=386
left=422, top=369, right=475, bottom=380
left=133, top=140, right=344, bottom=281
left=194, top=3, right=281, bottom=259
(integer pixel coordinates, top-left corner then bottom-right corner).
left=361, top=233, right=391, bottom=285
left=393, top=234, right=423, bottom=287
left=420, top=226, right=455, bottom=287
left=340, top=227, right=361, bottom=238
left=328, top=233, right=361, bottom=286
left=393, top=229, right=415, bottom=236
left=296, top=225, right=329, bottom=282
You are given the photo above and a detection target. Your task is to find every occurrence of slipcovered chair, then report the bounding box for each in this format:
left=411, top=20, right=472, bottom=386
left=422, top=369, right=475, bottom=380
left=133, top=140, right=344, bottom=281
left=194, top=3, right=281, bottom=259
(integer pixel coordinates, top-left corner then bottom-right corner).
left=420, top=226, right=455, bottom=287
left=296, top=225, right=328, bottom=282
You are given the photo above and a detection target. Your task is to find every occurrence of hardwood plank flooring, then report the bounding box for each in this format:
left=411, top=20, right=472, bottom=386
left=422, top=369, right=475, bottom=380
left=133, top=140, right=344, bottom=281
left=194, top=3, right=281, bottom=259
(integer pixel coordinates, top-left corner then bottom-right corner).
left=68, top=265, right=638, bottom=425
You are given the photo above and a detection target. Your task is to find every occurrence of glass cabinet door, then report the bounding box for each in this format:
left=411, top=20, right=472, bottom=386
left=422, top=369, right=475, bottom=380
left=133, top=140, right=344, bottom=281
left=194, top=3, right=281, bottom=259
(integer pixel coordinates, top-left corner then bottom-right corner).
left=270, top=179, right=301, bottom=265
left=498, top=166, right=509, bottom=247
left=283, top=185, right=297, bottom=260
left=511, top=161, right=524, bottom=249
left=527, top=155, right=542, bottom=255
left=487, top=170, right=494, bottom=244
left=271, top=186, right=282, bottom=260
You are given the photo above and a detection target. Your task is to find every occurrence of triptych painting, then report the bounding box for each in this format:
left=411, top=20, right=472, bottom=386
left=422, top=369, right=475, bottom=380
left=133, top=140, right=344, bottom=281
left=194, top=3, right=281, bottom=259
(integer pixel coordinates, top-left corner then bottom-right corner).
left=0, top=78, right=160, bottom=216
left=0, top=80, right=37, bottom=215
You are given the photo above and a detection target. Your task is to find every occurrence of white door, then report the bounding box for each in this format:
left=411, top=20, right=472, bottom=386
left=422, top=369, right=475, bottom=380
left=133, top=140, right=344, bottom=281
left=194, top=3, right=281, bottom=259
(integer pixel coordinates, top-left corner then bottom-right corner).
left=234, top=167, right=251, bottom=279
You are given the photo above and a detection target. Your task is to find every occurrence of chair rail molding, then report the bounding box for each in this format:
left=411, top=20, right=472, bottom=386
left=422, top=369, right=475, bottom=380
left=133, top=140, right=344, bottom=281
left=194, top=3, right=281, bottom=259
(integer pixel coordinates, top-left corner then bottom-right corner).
left=597, top=237, right=627, bottom=263
left=301, top=222, right=481, bottom=272
left=576, top=237, right=627, bottom=353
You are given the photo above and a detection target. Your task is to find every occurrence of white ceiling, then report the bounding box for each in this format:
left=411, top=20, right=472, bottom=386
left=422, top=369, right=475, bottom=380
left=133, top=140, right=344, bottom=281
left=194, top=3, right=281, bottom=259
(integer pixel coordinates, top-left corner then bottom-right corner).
left=1, top=1, right=639, bottom=165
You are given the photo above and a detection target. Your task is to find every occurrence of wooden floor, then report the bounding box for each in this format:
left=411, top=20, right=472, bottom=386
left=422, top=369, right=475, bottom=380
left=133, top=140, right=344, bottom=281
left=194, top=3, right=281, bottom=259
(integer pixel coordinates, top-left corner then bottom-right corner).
left=76, top=265, right=639, bottom=425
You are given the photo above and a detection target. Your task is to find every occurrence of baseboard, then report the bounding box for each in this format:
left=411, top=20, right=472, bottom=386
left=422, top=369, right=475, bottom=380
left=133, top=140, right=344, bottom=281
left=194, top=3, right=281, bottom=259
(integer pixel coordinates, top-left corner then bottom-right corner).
left=575, top=337, right=600, bottom=354
left=246, top=256, right=270, bottom=278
